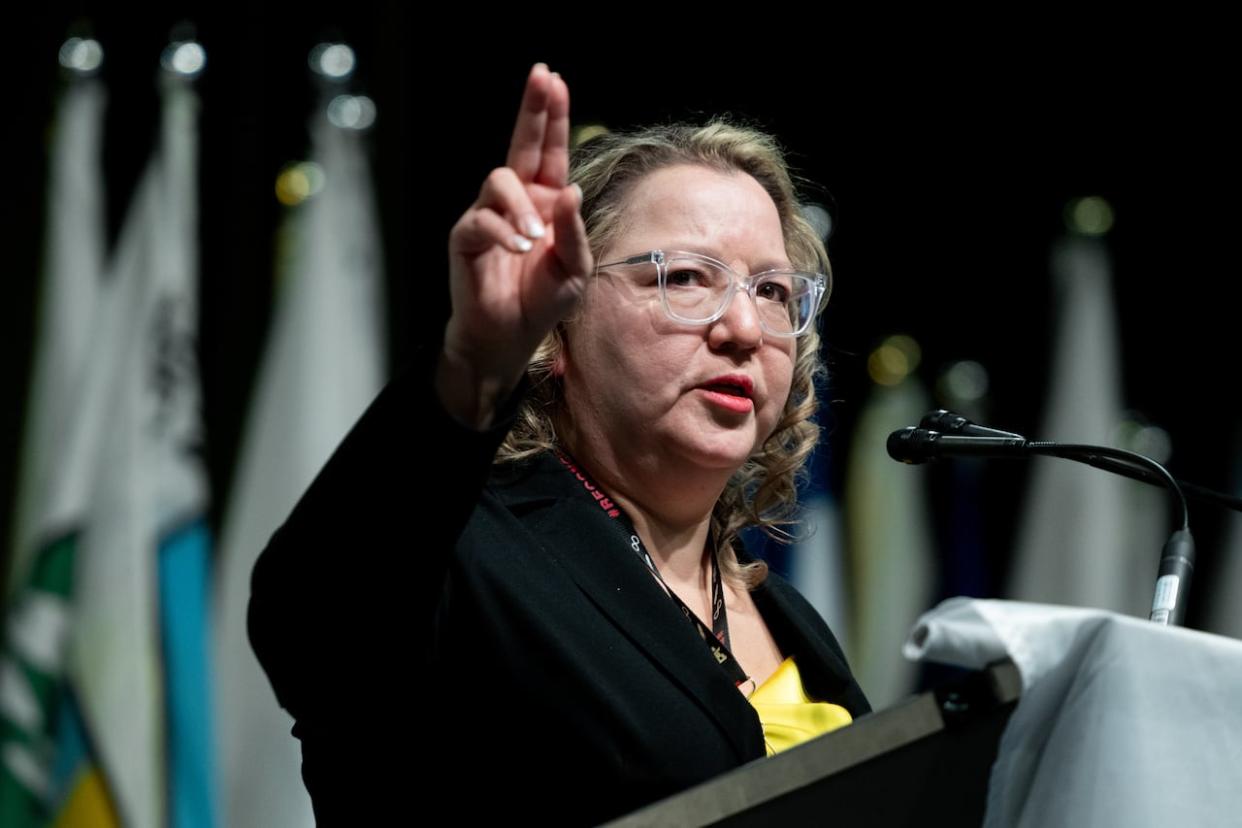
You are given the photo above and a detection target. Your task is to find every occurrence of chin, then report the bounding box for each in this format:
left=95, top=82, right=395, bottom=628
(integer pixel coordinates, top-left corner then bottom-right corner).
left=672, top=434, right=757, bottom=473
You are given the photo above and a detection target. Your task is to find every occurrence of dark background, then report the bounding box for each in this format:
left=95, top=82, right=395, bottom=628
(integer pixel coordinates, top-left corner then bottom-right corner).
left=5, top=7, right=1238, bottom=625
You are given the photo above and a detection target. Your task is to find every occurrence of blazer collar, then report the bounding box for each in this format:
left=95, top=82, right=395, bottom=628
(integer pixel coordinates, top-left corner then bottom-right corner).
left=490, top=453, right=767, bottom=761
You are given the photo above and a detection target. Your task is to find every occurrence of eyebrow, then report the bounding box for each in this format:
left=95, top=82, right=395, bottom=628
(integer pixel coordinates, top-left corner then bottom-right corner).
left=665, top=244, right=793, bottom=272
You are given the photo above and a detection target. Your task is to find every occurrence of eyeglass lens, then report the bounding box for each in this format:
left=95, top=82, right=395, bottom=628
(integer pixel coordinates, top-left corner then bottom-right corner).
left=662, top=257, right=815, bottom=334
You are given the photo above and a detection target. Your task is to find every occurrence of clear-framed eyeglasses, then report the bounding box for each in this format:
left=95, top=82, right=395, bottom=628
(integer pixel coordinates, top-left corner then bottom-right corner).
left=594, top=249, right=830, bottom=338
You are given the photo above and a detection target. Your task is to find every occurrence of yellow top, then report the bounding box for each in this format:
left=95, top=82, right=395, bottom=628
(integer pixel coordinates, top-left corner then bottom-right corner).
left=746, top=656, right=853, bottom=756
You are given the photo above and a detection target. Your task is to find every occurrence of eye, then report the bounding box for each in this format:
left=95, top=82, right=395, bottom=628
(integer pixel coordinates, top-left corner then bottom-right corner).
left=666, top=267, right=712, bottom=288
left=756, top=278, right=792, bottom=303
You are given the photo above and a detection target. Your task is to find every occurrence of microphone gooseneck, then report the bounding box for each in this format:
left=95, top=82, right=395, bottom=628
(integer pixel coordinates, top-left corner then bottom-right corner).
left=887, top=412, right=1198, bottom=627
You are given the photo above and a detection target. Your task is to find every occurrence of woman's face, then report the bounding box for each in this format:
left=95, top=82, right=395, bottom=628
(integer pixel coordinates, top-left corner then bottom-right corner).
left=561, top=164, right=797, bottom=475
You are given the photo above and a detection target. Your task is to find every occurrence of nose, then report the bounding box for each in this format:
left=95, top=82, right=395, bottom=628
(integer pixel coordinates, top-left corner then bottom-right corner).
left=707, top=287, right=764, bottom=352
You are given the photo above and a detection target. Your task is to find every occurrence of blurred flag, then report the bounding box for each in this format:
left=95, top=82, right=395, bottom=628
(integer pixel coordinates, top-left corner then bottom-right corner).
left=745, top=427, right=851, bottom=657
left=1006, top=236, right=1166, bottom=617
left=0, top=74, right=113, bottom=827
left=214, top=98, right=387, bottom=827
left=845, top=339, right=936, bottom=709
left=934, top=362, right=995, bottom=603
left=790, top=434, right=851, bottom=652
left=148, top=70, right=218, bottom=828
left=68, top=69, right=216, bottom=828
left=939, top=458, right=989, bottom=600
left=6, top=77, right=106, bottom=592
left=2, top=66, right=218, bottom=828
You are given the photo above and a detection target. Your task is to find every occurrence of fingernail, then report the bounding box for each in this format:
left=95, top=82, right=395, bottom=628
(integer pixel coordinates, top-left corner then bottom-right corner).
left=571, top=183, right=583, bottom=204
left=524, top=216, right=546, bottom=239
left=513, top=235, right=533, bottom=252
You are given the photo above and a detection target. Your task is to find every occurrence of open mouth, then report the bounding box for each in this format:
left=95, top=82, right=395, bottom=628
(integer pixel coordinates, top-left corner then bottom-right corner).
left=701, top=383, right=751, bottom=399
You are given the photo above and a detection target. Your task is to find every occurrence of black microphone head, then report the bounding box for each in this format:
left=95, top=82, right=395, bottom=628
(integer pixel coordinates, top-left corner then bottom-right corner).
left=921, top=410, right=968, bottom=433
left=887, top=427, right=935, bottom=464
left=920, top=409, right=1025, bottom=440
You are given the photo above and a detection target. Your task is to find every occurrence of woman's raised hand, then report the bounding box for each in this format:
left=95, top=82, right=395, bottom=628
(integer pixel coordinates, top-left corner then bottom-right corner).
left=438, top=64, right=593, bottom=428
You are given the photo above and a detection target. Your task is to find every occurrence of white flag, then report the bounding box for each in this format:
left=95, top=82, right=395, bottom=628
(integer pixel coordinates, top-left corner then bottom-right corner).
left=66, top=72, right=211, bottom=828
left=214, top=101, right=387, bottom=828
left=8, top=79, right=106, bottom=592
left=1006, top=236, right=1166, bottom=617
left=846, top=376, right=936, bottom=709
left=0, top=75, right=111, bottom=826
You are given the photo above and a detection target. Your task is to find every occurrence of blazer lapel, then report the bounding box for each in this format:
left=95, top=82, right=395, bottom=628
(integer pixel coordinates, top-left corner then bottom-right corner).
left=492, top=457, right=765, bottom=762
left=750, top=571, right=867, bottom=713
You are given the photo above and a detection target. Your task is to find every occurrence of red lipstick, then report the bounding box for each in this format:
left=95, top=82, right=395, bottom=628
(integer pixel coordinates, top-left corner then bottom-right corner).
left=696, top=374, right=755, bottom=413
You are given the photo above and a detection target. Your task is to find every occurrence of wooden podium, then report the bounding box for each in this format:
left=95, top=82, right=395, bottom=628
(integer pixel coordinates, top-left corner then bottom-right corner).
left=604, top=660, right=1021, bottom=827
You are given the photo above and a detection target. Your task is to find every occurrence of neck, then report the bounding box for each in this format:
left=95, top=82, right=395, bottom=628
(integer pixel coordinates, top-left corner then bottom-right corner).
left=559, top=435, right=729, bottom=587
left=612, top=486, right=715, bottom=587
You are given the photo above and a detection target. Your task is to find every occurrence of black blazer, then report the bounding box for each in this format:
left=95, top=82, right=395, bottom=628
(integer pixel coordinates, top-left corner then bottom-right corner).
left=248, top=349, right=869, bottom=826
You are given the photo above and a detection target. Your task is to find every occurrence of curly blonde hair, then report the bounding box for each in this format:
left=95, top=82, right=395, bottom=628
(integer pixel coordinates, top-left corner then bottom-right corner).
left=497, top=119, right=831, bottom=591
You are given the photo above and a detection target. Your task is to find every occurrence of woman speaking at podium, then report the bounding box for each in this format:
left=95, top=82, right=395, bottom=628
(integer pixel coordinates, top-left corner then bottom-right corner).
left=248, top=63, right=870, bottom=825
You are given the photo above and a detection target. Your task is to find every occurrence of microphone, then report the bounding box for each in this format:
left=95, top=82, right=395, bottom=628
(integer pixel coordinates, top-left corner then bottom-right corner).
left=919, top=409, right=1025, bottom=440
left=886, top=427, right=1029, bottom=465
left=895, top=420, right=1242, bottom=515
left=886, top=422, right=1199, bottom=627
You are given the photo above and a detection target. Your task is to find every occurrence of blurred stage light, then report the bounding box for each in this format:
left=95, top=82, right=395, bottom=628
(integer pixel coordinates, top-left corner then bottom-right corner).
left=59, top=37, right=104, bottom=74
left=161, top=41, right=206, bottom=78
left=801, top=203, right=833, bottom=243
left=571, top=124, right=609, bottom=148
left=327, top=95, right=376, bottom=130
left=310, top=43, right=355, bottom=79
left=1115, top=417, right=1173, bottom=465
left=1065, top=196, right=1114, bottom=236
left=869, top=334, right=922, bottom=386
left=275, top=162, right=325, bottom=206
left=938, top=360, right=989, bottom=404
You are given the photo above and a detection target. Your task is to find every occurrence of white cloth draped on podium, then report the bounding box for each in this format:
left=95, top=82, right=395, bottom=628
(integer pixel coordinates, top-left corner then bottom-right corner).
left=904, top=598, right=1242, bottom=828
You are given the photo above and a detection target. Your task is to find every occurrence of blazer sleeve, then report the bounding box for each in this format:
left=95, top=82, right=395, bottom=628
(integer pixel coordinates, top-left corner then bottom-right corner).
left=246, top=344, right=529, bottom=793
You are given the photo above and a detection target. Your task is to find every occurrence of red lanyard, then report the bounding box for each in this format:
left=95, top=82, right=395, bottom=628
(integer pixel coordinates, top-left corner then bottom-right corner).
left=555, top=452, right=750, bottom=688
